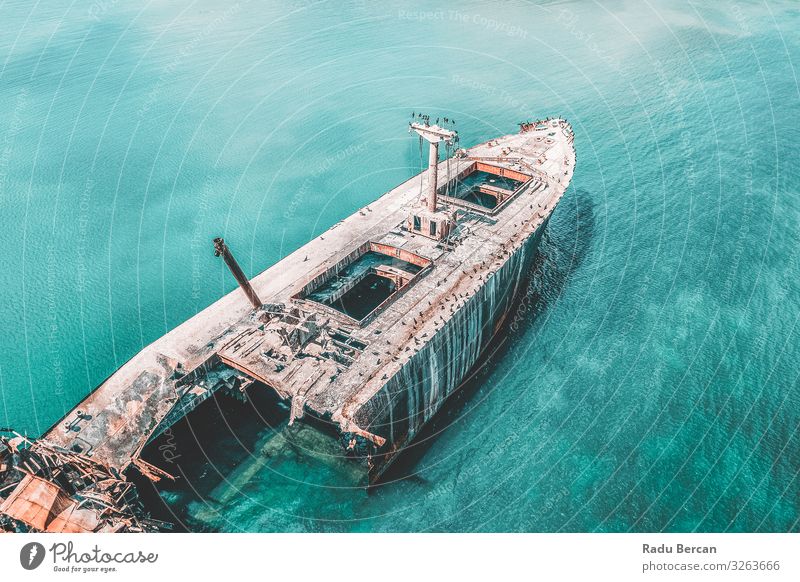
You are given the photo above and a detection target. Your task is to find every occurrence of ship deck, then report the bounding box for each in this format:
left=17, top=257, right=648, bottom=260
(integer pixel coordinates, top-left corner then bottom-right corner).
left=41, top=119, right=576, bottom=473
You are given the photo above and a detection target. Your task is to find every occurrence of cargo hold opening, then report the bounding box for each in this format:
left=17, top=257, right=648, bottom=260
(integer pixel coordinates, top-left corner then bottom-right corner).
left=439, top=162, right=533, bottom=213
left=297, top=242, right=431, bottom=323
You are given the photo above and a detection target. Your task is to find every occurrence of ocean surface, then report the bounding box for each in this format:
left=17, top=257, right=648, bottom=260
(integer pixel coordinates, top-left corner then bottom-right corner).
left=1, top=0, right=798, bottom=532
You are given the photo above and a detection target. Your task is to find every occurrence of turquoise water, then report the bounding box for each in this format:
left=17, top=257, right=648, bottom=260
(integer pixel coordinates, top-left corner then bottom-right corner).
left=1, top=1, right=799, bottom=532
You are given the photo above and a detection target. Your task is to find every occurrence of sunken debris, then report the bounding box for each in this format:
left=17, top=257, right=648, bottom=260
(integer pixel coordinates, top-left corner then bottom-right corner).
left=0, top=432, right=168, bottom=533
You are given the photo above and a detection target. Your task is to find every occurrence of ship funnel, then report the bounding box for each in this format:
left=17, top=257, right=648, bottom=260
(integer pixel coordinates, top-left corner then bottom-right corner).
left=213, top=237, right=262, bottom=309
left=410, top=122, right=457, bottom=212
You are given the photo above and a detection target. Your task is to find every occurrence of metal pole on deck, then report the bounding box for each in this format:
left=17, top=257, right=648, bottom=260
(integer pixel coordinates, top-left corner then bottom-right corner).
left=213, top=237, right=262, bottom=309
left=427, top=140, right=439, bottom=212
left=409, top=121, right=456, bottom=213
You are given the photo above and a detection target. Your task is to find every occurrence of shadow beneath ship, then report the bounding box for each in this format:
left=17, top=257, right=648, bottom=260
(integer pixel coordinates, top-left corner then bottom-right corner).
left=133, top=386, right=295, bottom=531
left=134, top=378, right=362, bottom=531
left=376, top=187, right=596, bottom=486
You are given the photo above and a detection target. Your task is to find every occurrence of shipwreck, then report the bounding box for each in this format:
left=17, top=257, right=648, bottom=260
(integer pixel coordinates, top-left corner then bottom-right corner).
left=1, top=116, right=575, bottom=532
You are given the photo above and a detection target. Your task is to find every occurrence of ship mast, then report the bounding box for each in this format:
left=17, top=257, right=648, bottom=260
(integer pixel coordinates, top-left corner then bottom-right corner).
left=410, top=121, right=457, bottom=212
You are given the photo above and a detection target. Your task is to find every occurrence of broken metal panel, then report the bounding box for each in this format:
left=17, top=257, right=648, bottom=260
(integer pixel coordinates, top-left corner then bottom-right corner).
left=0, top=434, right=168, bottom=533
left=45, top=504, right=101, bottom=533
left=0, top=474, right=68, bottom=531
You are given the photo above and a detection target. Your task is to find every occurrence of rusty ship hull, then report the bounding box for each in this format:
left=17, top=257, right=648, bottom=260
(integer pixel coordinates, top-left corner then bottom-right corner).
left=1, top=117, right=575, bottom=531
left=360, top=218, right=547, bottom=480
